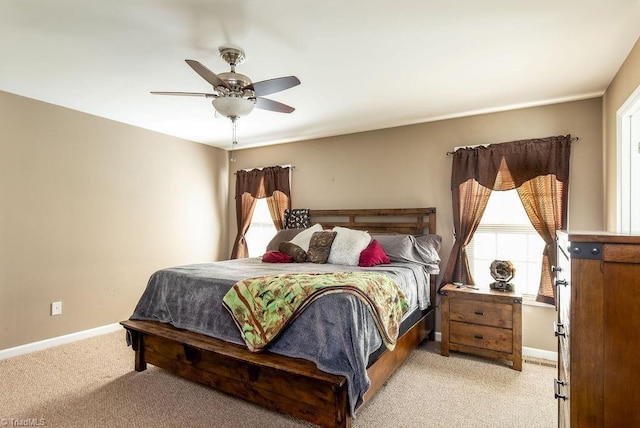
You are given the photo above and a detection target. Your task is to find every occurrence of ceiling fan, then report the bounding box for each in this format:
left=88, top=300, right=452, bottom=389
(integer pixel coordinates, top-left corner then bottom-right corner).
left=151, top=45, right=300, bottom=153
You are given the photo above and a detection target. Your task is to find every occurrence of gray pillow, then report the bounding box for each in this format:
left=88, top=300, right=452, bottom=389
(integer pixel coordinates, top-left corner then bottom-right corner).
left=371, top=233, right=441, bottom=266
left=266, top=228, right=305, bottom=252
left=413, top=234, right=442, bottom=265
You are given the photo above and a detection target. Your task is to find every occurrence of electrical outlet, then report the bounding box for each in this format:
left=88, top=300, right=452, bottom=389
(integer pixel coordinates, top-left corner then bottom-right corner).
left=51, top=301, right=62, bottom=316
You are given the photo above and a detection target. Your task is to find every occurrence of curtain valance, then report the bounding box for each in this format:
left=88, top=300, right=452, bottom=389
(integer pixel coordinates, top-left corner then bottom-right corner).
left=451, top=135, right=572, bottom=191
left=235, top=166, right=291, bottom=199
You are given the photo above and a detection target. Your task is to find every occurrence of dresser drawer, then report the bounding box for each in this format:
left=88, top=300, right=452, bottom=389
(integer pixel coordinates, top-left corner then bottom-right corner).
left=449, top=321, right=513, bottom=353
left=450, top=299, right=513, bottom=329
left=604, top=244, right=640, bottom=263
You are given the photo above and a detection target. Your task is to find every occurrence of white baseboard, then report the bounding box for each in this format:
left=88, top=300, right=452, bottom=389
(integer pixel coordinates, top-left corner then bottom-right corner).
left=0, top=323, right=123, bottom=360
left=522, top=346, right=557, bottom=362
left=432, top=331, right=557, bottom=362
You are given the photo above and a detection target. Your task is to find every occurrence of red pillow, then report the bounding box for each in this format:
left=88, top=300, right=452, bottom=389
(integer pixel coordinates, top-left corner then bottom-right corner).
left=262, top=251, right=294, bottom=263
left=358, top=239, right=391, bottom=267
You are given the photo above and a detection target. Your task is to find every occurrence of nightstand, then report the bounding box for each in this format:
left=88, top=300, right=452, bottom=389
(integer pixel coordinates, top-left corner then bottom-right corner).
left=440, top=283, right=522, bottom=370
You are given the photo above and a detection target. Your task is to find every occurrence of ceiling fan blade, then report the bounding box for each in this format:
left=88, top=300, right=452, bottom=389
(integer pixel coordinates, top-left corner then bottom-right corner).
left=255, top=97, right=295, bottom=113
left=185, top=59, right=230, bottom=89
left=151, top=91, right=217, bottom=98
left=248, top=76, right=300, bottom=97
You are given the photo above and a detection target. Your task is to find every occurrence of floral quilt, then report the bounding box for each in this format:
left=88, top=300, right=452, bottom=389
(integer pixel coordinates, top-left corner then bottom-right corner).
left=223, top=271, right=408, bottom=352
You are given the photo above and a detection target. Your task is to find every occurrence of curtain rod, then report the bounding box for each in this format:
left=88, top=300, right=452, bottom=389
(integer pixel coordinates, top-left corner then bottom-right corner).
left=234, top=164, right=295, bottom=174
left=445, top=136, right=579, bottom=155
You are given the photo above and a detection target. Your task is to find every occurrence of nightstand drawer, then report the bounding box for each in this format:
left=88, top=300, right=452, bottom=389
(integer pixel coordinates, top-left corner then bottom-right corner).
left=441, top=283, right=522, bottom=370
left=449, top=321, right=513, bottom=353
left=450, top=299, right=513, bottom=329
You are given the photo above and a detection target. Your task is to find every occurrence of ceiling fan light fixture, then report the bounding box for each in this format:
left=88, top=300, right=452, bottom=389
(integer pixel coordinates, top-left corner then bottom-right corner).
left=151, top=46, right=299, bottom=147
left=212, top=96, right=255, bottom=118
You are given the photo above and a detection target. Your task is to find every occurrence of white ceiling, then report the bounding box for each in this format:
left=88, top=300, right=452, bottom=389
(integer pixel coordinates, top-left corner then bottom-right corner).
left=2, top=1, right=640, bottom=150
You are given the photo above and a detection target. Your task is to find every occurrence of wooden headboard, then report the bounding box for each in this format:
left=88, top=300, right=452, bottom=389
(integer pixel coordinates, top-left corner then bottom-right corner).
left=309, top=207, right=436, bottom=235
left=310, top=207, right=439, bottom=310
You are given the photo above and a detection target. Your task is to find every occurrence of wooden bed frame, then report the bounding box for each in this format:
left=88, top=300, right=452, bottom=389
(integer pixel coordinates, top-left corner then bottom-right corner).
left=121, top=207, right=437, bottom=428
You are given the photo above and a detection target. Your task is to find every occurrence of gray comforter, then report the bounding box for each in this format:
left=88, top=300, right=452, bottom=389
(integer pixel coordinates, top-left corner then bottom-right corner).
left=130, top=258, right=434, bottom=415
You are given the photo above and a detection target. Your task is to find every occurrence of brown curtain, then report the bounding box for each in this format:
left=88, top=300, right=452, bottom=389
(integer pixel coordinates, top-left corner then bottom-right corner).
left=516, top=176, right=567, bottom=305
left=231, top=166, right=291, bottom=259
left=265, top=190, right=289, bottom=231
left=442, top=179, right=492, bottom=285
left=442, top=135, right=571, bottom=303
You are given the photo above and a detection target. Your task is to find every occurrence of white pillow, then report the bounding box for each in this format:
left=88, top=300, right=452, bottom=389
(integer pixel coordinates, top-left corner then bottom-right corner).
left=327, top=226, right=371, bottom=266
left=288, top=223, right=323, bottom=252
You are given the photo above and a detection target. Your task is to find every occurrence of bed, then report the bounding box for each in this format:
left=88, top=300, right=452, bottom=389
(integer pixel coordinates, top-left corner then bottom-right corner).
left=120, top=207, right=439, bottom=428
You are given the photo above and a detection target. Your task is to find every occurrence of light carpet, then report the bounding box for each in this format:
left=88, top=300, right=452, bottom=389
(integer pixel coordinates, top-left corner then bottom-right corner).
left=0, top=330, right=556, bottom=427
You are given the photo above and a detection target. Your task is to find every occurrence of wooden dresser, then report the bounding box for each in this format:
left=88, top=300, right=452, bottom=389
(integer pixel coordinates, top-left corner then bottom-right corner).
left=440, top=283, right=522, bottom=370
left=554, top=232, right=640, bottom=427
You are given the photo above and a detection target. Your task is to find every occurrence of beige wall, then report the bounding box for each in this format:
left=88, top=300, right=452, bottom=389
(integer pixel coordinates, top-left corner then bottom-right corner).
left=0, top=90, right=609, bottom=352
left=603, top=36, right=640, bottom=230
left=228, top=98, right=604, bottom=352
left=0, top=91, right=229, bottom=350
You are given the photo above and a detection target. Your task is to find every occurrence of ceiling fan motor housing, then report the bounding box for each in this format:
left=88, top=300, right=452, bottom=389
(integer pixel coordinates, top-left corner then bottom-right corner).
left=217, top=47, right=253, bottom=96
left=217, top=72, right=253, bottom=94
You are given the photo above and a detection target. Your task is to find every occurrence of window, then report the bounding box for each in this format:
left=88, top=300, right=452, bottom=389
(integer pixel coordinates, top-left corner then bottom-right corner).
left=245, top=198, right=277, bottom=257
left=618, top=84, right=640, bottom=233
left=467, top=189, right=545, bottom=297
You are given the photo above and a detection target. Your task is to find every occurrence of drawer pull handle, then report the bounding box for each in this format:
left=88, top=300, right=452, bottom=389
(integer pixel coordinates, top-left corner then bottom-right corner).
left=554, top=378, right=567, bottom=400
left=474, top=311, right=484, bottom=315
left=554, top=321, right=566, bottom=338
left=474, top=334, right=484, bottom=340
left=555, top=279, right=568, bottom=287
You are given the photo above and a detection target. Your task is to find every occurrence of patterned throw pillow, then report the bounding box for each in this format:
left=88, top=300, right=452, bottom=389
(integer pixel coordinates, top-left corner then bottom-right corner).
left=288, top=223, right=323, bottom=252
left=307, top=231, right=337, bottom=264
left=278, top=241, right=307, bottom=262
left=284, top=208, right=310, bottom=229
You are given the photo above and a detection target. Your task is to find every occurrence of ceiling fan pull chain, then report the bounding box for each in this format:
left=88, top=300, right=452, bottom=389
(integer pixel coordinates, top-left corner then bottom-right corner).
left=232, top=116, right=237, bottom=143
left=230, top=117, right=238, bottom=162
